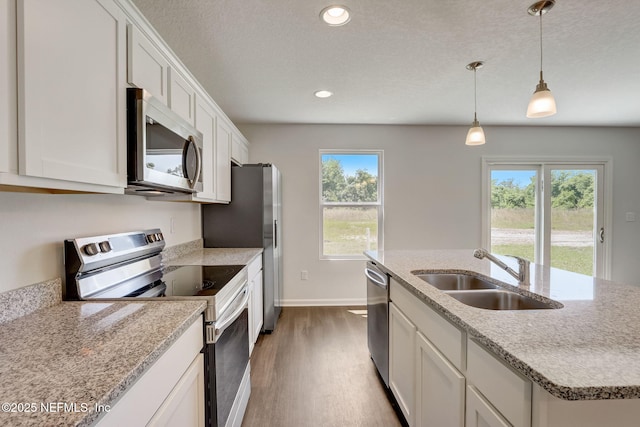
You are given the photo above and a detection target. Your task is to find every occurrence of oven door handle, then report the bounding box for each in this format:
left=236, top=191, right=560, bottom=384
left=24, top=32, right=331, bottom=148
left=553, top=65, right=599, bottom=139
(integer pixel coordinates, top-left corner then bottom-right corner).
left=214, top=286, right=249, bottom=339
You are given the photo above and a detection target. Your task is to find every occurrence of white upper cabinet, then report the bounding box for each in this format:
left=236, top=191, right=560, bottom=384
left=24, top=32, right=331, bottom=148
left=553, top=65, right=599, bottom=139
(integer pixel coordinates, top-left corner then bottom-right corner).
left=193, top=97, right=217, bottom=201
left=231, top=132, right=249, bottom=166
left=127, top=23, right=168, bottom=104
left=168, top=67, right=196, bottom=126
left=16, top=0, right=127, bottom=189
left=0, top=0, right=16, bottom=175
left=215, top=118, right=232, bottom=203
left=1, top=0, right=248, bottom=197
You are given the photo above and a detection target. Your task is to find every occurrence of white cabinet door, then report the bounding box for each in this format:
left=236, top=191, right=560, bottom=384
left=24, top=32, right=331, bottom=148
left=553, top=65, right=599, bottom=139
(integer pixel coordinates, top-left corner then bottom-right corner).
left=248, top=279, right=255, bottom=354
left=1, top=0, right=16, bottom=174
left=127, top=23, right=169, bottom=104
left=467, top=339, right=531, bottom=427
left=389, top=302, right=416, bottom=426
left=194, top=97, right=217, bottom=201
left=96, top=316, right=204, bottom=426
left=415, top=331, right=465, bottom=427
left=466, top=385, right=512, bottom=427
left=168, top=67, right=196, bottom=126
left=252, top=268, right=263, bottom=340
left=147, top=353, right=205, bottom=427
left=17, top=0, right=126, bottom=188
left=248, top=256, right=263, bottom=355
left=231, top=133, right=248, bottom=165
left=215, top=118, right=232, bottom=202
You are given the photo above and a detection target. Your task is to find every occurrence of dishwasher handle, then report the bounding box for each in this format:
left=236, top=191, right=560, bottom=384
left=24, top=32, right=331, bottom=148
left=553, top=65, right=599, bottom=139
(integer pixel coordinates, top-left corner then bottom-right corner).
left=365, top=266, right=388, bottom=289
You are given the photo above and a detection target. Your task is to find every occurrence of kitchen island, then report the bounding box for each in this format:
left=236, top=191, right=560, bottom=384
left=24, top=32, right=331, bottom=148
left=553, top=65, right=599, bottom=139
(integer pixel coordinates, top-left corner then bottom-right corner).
left=366, top=249, right=640, bottom=427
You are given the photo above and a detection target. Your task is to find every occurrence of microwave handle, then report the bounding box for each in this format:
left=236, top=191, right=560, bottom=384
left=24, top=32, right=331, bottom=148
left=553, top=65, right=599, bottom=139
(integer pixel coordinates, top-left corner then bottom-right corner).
left=183, top=136, right=202, bottom=189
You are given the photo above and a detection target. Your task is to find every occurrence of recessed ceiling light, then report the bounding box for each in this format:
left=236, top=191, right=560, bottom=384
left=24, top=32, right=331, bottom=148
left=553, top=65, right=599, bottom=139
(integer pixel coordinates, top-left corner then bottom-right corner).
left=320, top=5, right=351, bottom=26
left=314, top=90, right=333, bottom=98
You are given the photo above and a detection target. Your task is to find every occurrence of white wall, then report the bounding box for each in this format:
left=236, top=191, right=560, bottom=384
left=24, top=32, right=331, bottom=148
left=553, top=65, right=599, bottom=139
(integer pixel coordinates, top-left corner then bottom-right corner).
left=240, top=124, right=640, bottom=305
left=0, top=192, right=200, bottom=292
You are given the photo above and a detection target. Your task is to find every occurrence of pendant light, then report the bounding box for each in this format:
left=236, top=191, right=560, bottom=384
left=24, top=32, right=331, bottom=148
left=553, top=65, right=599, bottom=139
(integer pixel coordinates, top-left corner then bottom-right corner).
left=465, top=61, right=485, bottom=146
left=526, top=0, right=556, bottom=118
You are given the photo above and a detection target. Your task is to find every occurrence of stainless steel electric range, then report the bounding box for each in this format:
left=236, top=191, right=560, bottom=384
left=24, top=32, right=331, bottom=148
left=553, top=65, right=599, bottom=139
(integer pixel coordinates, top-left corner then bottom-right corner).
left=64, top=229, right=250, bottom=427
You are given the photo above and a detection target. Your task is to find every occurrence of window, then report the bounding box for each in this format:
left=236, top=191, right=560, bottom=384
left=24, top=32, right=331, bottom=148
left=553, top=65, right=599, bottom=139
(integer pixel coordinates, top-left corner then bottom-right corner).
left=483, top=159, right=609, bottom=278
left=320, top=151, right=383, bottom=259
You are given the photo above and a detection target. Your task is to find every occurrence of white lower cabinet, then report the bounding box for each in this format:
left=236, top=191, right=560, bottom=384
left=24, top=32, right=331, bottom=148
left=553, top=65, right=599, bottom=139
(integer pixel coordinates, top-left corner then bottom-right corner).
left=467, top=338, right=531, bottom=427
left=389, top=302, right=416, bottom=425
left=147, top=353, right=204, bottom=426
left=415, top=331, right=465, bottom=427
left=95, top=315, right=204, bottom=426
left=248, top=256, right=263, bottom=355
left=390, top=278, right=640, bottom=427
left=467, top=385, right=512, bottom=427
left=389, top=278, right=531, bottom=427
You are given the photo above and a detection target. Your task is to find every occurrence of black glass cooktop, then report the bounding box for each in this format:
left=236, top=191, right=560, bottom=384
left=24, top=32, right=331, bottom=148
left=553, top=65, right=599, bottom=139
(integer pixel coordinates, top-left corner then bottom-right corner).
left=163, top=265, right=245, bottom=297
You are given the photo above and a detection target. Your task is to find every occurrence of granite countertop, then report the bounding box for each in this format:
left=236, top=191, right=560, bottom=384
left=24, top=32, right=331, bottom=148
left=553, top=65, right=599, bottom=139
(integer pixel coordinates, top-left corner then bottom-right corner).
left=0, top=299, right=206, bottom=426
left=165, top=247, right=263, bottom=267
left=365, top=249, right=640, bottom=401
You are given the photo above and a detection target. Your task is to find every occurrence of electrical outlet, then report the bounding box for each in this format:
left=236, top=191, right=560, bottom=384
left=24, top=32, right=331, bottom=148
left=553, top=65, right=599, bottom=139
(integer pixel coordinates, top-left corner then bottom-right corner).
left=626, top=212, right=636, bottom=222
left=301, top=270, right=309, bottom=280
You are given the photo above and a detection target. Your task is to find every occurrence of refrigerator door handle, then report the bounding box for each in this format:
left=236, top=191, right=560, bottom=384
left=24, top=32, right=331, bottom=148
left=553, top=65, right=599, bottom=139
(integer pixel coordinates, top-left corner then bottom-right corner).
left=274, top=219, right=278, bottom=248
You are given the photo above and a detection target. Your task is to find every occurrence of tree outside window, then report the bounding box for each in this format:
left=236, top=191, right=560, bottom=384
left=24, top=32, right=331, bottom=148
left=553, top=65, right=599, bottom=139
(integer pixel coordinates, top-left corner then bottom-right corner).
left=320, top=151, right=383, bottom=259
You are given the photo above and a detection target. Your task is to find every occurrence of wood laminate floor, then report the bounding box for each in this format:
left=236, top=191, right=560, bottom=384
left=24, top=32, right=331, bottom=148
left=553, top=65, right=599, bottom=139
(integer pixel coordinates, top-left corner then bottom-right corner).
left=242, top=306, right=402, bottom=427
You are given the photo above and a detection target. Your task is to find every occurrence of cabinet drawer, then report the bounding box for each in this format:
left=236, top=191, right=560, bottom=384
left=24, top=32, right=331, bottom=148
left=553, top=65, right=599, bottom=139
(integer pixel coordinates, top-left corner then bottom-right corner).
left=390, top=278, right=465, bottom=371
left=467, top=339, right=531, bottom=427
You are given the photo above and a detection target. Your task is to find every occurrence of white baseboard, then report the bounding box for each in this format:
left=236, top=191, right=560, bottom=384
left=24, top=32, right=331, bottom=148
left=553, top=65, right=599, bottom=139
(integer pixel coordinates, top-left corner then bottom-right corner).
left=280, top=298, right=366, bottom=307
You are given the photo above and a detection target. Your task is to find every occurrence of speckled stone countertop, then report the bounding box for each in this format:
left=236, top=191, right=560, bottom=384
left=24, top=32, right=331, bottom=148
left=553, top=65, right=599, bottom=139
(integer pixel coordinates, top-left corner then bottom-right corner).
left=165, top=247, right=263, bottom=267
left=365, top=249, right=640, bottom=401
left=0, top=299, right=206, bottom=426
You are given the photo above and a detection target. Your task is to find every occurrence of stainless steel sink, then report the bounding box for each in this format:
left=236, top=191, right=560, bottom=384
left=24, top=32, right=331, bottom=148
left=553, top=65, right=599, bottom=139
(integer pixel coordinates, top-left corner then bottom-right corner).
left=413, top=272, right=499, bottom=291
left=444, top=289, right=559, bottom=310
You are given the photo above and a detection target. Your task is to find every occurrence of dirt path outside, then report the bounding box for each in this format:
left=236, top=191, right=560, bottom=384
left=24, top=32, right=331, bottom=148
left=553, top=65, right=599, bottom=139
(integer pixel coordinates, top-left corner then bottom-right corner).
left=491, top=228, right=593, bottom=247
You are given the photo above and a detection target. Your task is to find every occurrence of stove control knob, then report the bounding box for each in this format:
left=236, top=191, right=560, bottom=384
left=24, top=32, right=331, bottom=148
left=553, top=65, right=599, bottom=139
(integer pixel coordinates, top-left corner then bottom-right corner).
left=98, top=241, right=112, bottom=253
left=147, top=234, right=157, bottom=243
left=83, top=243, right=100, bottom=256
left=155, top=233, right=164, bottom=242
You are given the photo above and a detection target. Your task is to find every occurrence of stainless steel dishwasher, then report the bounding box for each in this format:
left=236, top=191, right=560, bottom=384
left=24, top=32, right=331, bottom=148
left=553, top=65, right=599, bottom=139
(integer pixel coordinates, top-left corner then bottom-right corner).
left=366, top=261, right=389, bottom=387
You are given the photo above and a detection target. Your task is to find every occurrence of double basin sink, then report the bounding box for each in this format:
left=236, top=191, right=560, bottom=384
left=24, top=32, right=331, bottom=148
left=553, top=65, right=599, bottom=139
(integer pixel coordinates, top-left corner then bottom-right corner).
left=412, top=272, right=562, bottom=310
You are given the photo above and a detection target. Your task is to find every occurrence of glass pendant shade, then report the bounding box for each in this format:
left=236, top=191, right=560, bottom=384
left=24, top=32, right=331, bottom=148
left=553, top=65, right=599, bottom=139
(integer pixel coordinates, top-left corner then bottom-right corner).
left=465, top=120, right=486, bottom=146
left=526, top=86, right=557, bottom=118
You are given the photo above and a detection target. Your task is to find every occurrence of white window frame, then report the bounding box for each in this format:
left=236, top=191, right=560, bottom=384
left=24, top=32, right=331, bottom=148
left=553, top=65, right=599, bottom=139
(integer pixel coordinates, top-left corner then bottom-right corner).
left=481, top=156, right=612, bottom=279
left=319, top=149, right=384, bottom=260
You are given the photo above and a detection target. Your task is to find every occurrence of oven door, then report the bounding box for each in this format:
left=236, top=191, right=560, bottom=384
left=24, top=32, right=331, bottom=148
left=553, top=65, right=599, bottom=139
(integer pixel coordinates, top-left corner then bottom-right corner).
left=204, top=286, right=250, bottom=427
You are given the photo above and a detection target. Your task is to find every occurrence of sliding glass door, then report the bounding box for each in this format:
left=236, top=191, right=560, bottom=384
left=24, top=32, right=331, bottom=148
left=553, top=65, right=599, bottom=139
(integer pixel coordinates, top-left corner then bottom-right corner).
left=546, top=166, right=604, bottom=277
left=487, top=162, right=606, bottom=278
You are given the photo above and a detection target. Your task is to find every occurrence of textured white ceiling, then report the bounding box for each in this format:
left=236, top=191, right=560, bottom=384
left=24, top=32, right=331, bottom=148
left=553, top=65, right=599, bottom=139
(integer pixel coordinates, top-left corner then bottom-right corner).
left=130, top=0, right=640, bottom=126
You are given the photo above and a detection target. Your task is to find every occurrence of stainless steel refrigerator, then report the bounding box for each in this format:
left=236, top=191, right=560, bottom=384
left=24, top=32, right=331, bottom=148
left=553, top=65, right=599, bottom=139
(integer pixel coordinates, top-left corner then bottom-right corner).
left=202, top=164, right=282, bottom=332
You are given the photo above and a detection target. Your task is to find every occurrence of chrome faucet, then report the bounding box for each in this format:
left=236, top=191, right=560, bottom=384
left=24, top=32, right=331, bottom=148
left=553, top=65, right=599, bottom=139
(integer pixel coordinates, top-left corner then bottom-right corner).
left=473, top=248, right=530, bottom=286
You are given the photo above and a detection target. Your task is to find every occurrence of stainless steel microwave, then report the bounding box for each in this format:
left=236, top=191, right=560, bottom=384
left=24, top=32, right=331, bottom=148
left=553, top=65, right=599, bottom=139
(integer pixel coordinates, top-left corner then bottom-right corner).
left=126, top=88, right=203, bottom=195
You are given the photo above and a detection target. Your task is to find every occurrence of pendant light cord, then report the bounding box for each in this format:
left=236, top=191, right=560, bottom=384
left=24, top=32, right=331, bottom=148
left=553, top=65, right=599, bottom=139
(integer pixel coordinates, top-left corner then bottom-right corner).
left=539, top=11, right=544, bottom=79
left=474, top=67, right=478, bottom=121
